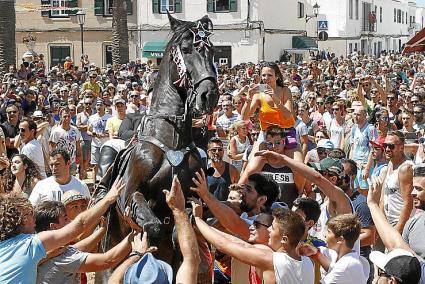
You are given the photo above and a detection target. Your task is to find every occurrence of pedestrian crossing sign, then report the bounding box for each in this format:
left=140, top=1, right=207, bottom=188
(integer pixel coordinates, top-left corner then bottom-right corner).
left=318, top=20, right=328, bottom=31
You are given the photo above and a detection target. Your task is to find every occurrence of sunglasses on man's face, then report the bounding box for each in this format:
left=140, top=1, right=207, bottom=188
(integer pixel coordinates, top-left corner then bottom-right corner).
left=383, top=143, right=400, bottom=150
left=317, top=147, right=329, bottom=155
left=387, top=97, right=396, bottom=101
left=266, top=140, right=283, bottom=149
left=209, top=147, right=223, bottom=153
left=7, top=111, right=17, bottom=115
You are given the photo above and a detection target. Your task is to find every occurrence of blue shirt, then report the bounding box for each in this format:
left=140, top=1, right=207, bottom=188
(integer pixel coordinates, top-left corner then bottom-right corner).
left=0, top=234, right=46, bottom=284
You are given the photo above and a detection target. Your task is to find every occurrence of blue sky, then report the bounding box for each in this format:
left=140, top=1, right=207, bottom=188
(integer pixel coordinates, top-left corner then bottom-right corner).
left=417, top=0, right=425, bottom=6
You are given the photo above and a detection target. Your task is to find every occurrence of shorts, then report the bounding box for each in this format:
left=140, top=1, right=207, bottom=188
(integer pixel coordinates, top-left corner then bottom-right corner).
left=81, top=140, right=91, bottom=163
left=90, top=145, right=101, bottom=165
left=257, top=127, right=298, bottom=149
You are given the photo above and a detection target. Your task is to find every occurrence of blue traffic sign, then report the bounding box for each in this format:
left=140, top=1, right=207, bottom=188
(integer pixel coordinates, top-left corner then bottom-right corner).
left=318, top=20, right=328, bottom=31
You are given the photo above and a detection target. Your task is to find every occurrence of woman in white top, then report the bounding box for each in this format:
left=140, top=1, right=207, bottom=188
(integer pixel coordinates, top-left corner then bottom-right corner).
left=228, top=120, right=250, bottom=172
left=328, top=101, right=347, bottom=149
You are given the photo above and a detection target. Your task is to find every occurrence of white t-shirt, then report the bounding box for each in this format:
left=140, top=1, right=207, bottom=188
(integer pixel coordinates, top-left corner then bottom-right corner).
left=321, top=250, right=367, bottom=284
left=29, top=176, right=90, bottom=205
left=273, top=252, right=314, bottom=284
left=49, top=126, right=81, bottom=164
left=88, top=113, right=111, bottom=147
left=20, top=139, right=46, bottom=179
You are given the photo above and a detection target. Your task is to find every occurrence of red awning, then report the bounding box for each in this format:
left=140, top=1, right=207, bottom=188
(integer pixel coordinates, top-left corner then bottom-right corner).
left=402, top=28, right=425, bottom=54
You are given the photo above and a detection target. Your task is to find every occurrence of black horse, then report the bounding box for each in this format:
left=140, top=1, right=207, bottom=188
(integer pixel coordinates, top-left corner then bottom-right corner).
left=94, top=13, right=218, bottom=267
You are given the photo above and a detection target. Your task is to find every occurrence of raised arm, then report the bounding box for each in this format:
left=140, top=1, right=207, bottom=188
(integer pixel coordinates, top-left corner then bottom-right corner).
left=395, top=164, right=414, bottom=234
left=37, top=177, right=125, bottom=252
left=255, top=151, right=352, bottom=214
left=78, top=232, right=132, bottom=272
left=241, top=89, right=261, bottom=121
left=164, top=175, right=200, bottom=284
left=367, top=176, right=412, bottom=252
left=194, top=216, right=273, bottom=271
left=191, top=170, right=250, bottom=240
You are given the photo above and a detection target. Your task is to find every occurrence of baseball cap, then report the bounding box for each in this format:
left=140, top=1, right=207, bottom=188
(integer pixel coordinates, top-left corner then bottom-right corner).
left=124, top=253, right=173, bottom=284
left=370, top=249, right=421, bottom=283
left=290, top=86, right=300, bottom=94
left=61, top=190, right=88, bottom=206
left=254, top=213, right=273, bottom=227
left=95, top=98, right=104, bottom=105
left=33, top=110, right=43, bottom=118
left=324, top=96, right=335, bottom=104
left=113, top=95, right=125, bottom=105
left=317, top=139, right=335, bottom=150
left=310, top=157, right=342, bottom=175
left=369, top=138, right=384, bottom=149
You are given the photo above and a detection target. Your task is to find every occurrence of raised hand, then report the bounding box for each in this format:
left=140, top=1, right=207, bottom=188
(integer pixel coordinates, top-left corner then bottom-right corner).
left=190, top=170, right=209, bottom=198
left=131, top=232, right=157, bottom=255
left=105, top=176, right=125, bottom=202
left=367, top=176, right=383, bottom=206
left=163, top=175, right=185, bottom=211
left=254, top=150, right=286, bottom=168
left=188, top=197, right=203, bottom=219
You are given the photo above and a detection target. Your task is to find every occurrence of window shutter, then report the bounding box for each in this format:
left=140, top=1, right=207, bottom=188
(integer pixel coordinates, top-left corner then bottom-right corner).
left=229, top=0, right=237, bottom=12
left=94, top=0, right=104, bottom=15
left=207, top=0, right=214, bottom=12
left=66, top=0, right=78, bottom=15
left=152, top=0, right=159, bottom=13
left=41, top=0, right=50, bottom=17
left=174, top=0, right=182, bottom=13
left=126, top=0, right=133, bottom=14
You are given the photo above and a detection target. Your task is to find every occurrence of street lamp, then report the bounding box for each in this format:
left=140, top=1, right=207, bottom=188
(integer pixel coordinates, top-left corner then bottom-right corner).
left=76, top=11, right=86, bottom=55
left=305, top=2, right=320, bottom=23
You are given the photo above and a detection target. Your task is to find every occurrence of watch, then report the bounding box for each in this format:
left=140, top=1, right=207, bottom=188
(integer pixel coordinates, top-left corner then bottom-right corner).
left=129, top=251, right=144, bottom=258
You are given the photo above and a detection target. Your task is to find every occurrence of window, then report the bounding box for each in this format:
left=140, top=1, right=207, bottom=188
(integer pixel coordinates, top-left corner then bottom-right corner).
left=207, top=0, right=237, bottom=13
left=354, top=43, right=358, bottom=52
left=402, top=10, right=404, bottom=24
left=95, top=0, right=133, bottom=16
left=394, top=8, right=396, bottom=23
left=355, top=0, right=359, bottom=20
left=50, top=45, right=71, bottom=68
left=349, top=43, right=353, bottom=54
left=397, top=9, right=401, bottom=23
left=297, top=2, right=304, bottom=18
left=410, top=15, right=413, bottom=26
left=160, top=0, right=175, bottom=13
left=42, top=0, right=78, bottom=17
left=362, top=2, right=374, bottom=32
left=380, top=6, right=382, bottom=23
left=349, top=0, right=353, bottom=19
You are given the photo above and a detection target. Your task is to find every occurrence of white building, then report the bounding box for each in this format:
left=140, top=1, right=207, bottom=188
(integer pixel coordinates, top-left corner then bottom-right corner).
left=313, top=0, right=425, bottom=57
left=136, top=0, right=425, bottom=66
left=137, top=0, right=319, bottom=66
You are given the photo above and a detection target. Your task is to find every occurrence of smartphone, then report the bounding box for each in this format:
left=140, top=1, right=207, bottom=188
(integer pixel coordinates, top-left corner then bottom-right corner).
left=258, top=84, right=267, bottom=93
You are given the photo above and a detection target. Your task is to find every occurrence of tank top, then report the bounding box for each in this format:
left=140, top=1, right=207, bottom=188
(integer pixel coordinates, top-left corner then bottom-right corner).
left=207, top=162, right=232, bottom=201
left=258, top=93, right=295, bottom=130
left=231, top=136, right=250, bottom=171
left=383, top=159, right=414, bottom=226
left=261, top=164, right=298, bottom=207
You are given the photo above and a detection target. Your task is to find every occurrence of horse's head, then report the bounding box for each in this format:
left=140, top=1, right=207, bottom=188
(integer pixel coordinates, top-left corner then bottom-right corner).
left=165, top=13, right=219, bottom=115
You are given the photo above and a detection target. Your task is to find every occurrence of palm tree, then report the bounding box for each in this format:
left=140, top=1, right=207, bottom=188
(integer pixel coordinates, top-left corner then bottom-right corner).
left=112, top=0, right=129, bottom=66
left=0, top=0, right=16, bottom=78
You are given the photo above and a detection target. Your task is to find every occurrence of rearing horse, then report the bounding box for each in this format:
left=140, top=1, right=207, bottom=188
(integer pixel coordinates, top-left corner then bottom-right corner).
left=95, top=13, right=218, bottom=266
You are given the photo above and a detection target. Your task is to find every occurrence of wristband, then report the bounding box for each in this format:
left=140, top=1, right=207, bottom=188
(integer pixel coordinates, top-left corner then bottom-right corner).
left=311, top=248, right=321, bottom=259
left=129, top=251, right=144, bottom=258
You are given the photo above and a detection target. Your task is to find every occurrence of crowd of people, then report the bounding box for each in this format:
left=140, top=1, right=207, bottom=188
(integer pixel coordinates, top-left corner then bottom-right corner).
left=1, top=49, right=425, bottom=284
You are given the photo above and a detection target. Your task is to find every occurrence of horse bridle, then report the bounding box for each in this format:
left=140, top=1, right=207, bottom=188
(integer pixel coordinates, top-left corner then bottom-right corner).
left=144, top=21, right=215, bottom=126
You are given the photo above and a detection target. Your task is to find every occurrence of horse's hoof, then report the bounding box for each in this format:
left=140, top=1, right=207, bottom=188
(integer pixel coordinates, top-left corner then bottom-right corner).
left=131, top=192, right=162, bottom=239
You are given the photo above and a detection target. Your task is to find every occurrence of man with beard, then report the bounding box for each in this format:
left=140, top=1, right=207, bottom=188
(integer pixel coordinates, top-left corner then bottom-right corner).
left=380, top=130, right=414, bottom=234
left=191, top=171, right=279, bottom=284
left=402, top=164, right=425, bottom=259
left=206, top=137, right=239, bottom=201
left=413, top=104, right=425, bottom=135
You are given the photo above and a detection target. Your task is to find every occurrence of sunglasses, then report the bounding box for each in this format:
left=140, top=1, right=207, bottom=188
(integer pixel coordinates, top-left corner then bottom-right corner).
left=209, top=147, right=223, bottom=153
left=130, top=95, right=139, bottom=98
left=317, top=102, right=324, bottom=105
left=383, top=143, right=400, bottom=150
left=332, top=108, right=340, bottom=111
left=317, top=147, right=329, bottom=155
left=19, top=128, right=26, bottom=133
left=253, top=221, right=269, bottom=229
left=266, top=140, right=282, bottom=149
left=387, top=97, right=396, bottom=101
left=414, top=111, right=422, bottom=114
left=7, top=111, right=17, bottom=114
left=412, top=100, right=420, bottom=104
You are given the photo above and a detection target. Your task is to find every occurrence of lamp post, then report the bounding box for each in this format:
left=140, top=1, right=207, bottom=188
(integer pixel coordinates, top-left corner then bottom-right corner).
left=76, top=11, right=86, bottom=55
left=305, top=3, right=320, bottom=49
